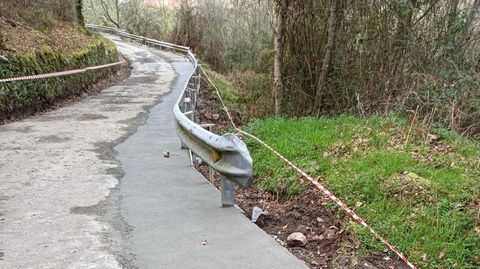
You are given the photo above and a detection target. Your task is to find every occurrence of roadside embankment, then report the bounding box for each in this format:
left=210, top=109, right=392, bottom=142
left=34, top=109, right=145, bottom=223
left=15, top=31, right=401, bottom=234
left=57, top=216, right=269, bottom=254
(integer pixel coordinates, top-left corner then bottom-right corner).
left=196, top=67, right=480, bottom=269
left=0, top=17, right=128, bottom=123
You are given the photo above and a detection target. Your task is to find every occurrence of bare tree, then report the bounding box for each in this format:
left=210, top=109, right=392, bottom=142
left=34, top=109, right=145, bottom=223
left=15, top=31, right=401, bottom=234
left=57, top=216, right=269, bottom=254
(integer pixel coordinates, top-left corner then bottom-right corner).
left=99, top=0, right=121, bottom=28
left=76, top=0, right=85, bottom=27
left=273, top=0, right=286, bottom=115
left=313, top=0, right=341, bottom=115
left=460, top=0, right=480, bottom=52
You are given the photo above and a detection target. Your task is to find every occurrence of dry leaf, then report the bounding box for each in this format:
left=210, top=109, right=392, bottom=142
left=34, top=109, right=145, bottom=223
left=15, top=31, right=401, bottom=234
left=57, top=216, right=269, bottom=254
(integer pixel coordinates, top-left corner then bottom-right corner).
left=438, top=250, right=445, bottom=259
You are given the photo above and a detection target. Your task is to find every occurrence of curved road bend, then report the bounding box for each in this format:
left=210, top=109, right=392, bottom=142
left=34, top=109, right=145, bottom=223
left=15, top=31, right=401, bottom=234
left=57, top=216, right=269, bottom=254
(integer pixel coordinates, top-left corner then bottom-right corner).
left=0, top=35, right=306, bottom=268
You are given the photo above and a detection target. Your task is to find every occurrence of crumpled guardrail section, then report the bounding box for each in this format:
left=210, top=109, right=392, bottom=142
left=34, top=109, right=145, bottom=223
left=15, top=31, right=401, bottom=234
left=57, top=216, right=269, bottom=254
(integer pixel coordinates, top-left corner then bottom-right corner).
left=86, top=24, right=252, bottom=188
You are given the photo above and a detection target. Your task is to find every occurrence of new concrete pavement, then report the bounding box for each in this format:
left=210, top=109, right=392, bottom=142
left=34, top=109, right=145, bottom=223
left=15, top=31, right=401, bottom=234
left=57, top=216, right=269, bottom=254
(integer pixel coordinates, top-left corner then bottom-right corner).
left=0, top=35, right=306, bottom=269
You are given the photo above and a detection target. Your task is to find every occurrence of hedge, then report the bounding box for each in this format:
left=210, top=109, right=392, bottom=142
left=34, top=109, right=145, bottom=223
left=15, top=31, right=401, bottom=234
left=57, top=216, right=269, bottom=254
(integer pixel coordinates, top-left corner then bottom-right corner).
left=0, top=39, right=121, bottom=120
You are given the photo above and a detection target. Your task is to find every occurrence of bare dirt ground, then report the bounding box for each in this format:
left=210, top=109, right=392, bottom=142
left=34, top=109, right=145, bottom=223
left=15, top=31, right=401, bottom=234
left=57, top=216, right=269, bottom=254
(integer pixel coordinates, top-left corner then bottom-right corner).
left=195, top=80, right=410, bottom=269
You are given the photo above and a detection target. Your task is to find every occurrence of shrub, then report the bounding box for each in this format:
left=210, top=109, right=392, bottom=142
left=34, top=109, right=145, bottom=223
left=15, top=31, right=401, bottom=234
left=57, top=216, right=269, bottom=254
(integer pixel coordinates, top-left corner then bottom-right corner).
left=228, top=70, right=273, bottom=118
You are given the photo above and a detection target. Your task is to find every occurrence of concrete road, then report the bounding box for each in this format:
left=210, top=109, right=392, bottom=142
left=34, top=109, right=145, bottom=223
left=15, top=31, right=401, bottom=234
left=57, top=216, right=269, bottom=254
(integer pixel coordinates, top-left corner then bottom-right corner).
left=0, top=36, right=306, bottom=269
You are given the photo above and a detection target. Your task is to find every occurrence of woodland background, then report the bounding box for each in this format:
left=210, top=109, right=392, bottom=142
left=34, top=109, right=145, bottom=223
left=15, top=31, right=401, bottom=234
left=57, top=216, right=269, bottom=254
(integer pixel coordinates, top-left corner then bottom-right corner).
left=3, top=0, right=479, bottom=138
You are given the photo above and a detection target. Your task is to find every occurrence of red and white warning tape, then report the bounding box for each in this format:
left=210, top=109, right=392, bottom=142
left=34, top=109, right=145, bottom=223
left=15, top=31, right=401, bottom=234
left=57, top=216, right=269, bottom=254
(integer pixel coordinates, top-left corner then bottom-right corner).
left=200, top=66, right=417, bottom=269
left=0, top=60, right=126, bottom=83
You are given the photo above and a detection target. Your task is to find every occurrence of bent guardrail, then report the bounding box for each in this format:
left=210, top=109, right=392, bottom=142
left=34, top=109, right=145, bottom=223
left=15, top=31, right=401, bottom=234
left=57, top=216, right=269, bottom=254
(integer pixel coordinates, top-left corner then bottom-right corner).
left=86, top=24, right=252, bottom=206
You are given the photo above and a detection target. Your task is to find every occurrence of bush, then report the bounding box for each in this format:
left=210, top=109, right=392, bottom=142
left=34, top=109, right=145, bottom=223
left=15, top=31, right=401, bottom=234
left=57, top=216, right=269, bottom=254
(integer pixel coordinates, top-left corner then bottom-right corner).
left=228, top=70, right=273, bottom=118
left=0, top=0, right=80, bottom=28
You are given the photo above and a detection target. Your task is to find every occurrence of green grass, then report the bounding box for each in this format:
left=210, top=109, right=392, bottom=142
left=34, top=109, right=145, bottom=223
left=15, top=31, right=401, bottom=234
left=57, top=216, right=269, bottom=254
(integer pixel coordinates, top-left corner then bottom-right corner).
left=201, top=66, right=274, bottom=121
left=202, top=66, right=245, bottom=114
left=245, top=115, right=479, bottom=268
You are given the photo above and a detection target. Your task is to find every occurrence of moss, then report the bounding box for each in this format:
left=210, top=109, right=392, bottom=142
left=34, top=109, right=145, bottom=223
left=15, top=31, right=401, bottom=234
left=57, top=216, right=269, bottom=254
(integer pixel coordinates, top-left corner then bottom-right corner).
left=0, top=39, right=120, bottom=120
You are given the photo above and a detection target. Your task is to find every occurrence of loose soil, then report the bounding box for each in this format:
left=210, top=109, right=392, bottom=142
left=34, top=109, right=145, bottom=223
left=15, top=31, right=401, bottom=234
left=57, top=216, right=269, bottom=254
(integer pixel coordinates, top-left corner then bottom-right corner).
left=195, top=81, right=410, bottom=269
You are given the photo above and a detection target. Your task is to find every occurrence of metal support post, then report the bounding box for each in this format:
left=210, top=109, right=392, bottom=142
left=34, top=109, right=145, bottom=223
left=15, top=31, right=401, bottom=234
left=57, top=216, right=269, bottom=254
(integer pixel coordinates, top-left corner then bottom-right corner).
left=208, top=165, right=214, bottom=182
left=221, top=176, right=235, bottom=207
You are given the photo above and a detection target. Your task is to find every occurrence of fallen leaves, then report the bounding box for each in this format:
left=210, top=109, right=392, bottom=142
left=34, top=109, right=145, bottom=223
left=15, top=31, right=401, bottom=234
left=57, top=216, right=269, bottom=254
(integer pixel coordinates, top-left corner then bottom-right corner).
left=438, top=250, right=445, bottom=259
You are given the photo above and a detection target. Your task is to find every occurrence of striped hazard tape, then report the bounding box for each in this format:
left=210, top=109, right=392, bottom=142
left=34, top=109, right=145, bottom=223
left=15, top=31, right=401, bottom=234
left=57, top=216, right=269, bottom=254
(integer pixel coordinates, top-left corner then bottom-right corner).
left=200, top=66, right=417, bottom=269
left=0, top=60, right=126, bottom=83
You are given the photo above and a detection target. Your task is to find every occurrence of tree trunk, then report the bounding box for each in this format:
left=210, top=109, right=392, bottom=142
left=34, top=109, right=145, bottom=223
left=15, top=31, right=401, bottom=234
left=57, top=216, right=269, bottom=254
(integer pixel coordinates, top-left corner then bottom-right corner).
left=115, top=0, right=120, bottom=28
left=76, top=0, right=85, bottom=28
left=273, top=0, right=286, bottom=116
left=100, top=0, right=120, bottom=28
left=459, top=0, right=480, bottom=51
left=313, top=0, right=340, bottom=115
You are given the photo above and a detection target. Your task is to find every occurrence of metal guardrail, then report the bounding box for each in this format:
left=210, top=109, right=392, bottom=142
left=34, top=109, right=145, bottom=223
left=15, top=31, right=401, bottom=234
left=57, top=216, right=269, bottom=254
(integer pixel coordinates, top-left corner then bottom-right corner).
left=86, top=24, right=253, bottom=206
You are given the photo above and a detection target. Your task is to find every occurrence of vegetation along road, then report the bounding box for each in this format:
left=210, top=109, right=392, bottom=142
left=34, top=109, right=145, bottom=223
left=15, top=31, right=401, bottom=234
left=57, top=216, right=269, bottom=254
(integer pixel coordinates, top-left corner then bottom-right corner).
left=1, top=0, right=480, bottom=268
left=0, top=34, right=308, bottom=268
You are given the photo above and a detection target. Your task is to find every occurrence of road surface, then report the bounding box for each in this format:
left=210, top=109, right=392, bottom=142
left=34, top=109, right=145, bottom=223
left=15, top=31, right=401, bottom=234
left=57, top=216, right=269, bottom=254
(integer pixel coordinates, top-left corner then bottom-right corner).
left=0, top=36, right=306, bottom=269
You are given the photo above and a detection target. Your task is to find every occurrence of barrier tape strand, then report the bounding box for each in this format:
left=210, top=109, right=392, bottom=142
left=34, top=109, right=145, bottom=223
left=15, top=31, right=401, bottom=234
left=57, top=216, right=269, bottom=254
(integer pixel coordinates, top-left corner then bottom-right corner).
left=0, top=60, right=126, bottom=83
left=200, top=66, right=417, bottom=269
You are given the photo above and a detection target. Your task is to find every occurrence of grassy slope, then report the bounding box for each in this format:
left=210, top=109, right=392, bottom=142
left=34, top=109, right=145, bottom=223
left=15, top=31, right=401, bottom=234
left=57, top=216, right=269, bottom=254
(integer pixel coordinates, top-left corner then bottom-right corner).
left=201, top=66, right=273, bottom=122
left=201, top=56, right=479, bottom=268
left=0, top=18, right=98, bottom=55
left=245, top=116, right=479, bottom=268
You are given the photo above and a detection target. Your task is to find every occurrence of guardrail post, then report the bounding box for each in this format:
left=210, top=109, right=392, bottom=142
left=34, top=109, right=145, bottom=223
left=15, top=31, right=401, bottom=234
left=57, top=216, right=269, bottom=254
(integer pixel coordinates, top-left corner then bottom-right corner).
left=221, top=176, right=235, bottom=207
left=208, top=165, right=214, bottom=182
